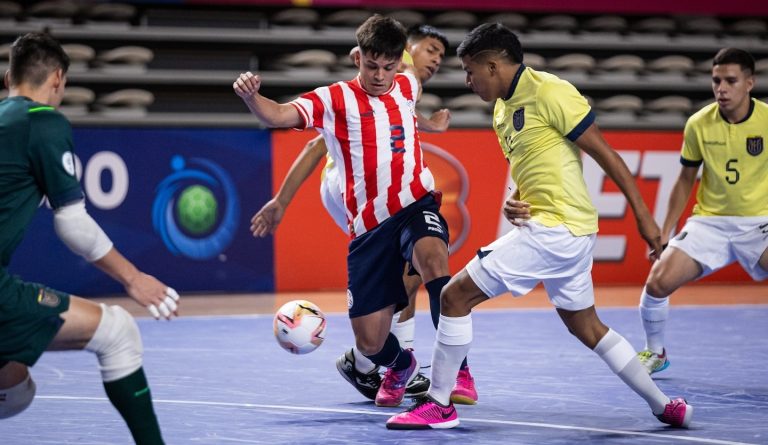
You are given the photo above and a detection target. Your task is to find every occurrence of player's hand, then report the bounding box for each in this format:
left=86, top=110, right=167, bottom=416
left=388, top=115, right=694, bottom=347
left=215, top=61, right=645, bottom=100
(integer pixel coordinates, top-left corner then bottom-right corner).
left=233, top=72, right=262, bottom=100
left=251, top=198, right=286, bottom=237
left=637, top=215, right=663, bottom=261
left=427, top=109, right=451, bottom=133
left=125, top=273, right=180, bottom=320
left=503, top=198, right=531, bottom=226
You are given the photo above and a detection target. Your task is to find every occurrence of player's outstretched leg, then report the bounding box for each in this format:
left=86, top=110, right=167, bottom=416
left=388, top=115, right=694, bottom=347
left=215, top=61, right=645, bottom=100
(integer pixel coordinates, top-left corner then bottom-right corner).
left=563, top=306, right=692, bottom=428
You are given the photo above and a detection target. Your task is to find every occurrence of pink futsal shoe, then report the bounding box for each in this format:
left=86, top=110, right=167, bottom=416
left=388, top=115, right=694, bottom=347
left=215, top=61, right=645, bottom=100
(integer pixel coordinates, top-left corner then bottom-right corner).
left=656, top=398, right=693, bottom=428
left=450, top=367, right=478, bottom=405
left=386, top=395, right=459, bottom=430
left=375, top=350, right=418, bottom=407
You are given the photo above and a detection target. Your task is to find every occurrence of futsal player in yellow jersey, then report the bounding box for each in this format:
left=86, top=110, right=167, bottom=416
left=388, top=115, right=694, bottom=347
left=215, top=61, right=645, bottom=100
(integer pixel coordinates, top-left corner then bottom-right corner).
left=387, top=23, right=692, bottom=430
left=637, top=48, right=768, bottom=375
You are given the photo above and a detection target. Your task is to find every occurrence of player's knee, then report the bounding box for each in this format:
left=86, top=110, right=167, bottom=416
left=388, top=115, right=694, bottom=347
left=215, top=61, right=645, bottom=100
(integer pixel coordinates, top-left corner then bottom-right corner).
left=645, top=274, right=672, bottom=298
left=354, top=331, right=386, bottom=356
left=85, top=304, right=143, bottom=382
left=0, top=371, right=36, bottom=419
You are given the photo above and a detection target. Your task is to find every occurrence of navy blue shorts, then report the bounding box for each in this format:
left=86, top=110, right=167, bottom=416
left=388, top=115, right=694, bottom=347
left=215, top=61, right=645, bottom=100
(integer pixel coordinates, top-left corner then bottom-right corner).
left=346, top=193, right=449, bottom=318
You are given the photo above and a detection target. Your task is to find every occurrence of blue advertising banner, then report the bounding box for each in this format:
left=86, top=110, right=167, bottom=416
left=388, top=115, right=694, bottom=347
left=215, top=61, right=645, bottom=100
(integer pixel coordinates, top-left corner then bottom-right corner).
left=8, top=128, right=274, bottom=296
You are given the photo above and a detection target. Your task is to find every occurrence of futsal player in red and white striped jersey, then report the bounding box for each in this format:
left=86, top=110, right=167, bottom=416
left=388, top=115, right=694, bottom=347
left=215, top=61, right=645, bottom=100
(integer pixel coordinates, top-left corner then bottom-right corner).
left=234, top=15, right=452, bottom=408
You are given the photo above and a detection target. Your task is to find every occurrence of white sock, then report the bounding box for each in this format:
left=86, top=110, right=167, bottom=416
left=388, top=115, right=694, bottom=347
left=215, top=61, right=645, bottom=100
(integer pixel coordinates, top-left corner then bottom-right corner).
left=594, top=329, right=669, bottom=414
left=428, top=314, right=473, bottom=405
left=639, top=288, right=669, bottom=354
left=390, top=316, right=415, bottom=350
left=352, top=347, right=377, bottom=374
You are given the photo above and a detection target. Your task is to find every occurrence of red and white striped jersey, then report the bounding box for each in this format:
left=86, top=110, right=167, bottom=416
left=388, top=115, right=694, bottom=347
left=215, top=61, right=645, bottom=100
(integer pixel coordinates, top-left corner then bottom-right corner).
left=291, top=72, right=435, bottom=237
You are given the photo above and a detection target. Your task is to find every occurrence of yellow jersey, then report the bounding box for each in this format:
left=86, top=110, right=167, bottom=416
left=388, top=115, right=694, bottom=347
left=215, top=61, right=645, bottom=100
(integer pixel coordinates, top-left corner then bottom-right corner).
left=682, top=98, right=768, bottom=216
left=493, top=65, right=598, bottom=236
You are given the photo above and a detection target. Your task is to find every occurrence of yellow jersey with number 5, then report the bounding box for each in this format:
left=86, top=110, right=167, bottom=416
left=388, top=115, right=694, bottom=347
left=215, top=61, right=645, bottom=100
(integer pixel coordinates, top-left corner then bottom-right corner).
left=681, top=98, right=768, bottom=216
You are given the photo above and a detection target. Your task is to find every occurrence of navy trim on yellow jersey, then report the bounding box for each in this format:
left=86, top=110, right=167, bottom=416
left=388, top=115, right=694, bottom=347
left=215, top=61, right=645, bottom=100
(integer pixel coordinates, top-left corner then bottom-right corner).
left=680, top=156, right=703, bottom=167
left=503, top=64, right=526, bottom=101
left=565, top=111, right=595, bottom=142
left=718, top=98, right=755, bottom=124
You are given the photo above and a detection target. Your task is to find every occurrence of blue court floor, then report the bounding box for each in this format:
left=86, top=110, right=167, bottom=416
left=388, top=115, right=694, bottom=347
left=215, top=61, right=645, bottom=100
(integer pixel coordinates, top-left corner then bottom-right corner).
left=2, top=305, right=767, bottom=444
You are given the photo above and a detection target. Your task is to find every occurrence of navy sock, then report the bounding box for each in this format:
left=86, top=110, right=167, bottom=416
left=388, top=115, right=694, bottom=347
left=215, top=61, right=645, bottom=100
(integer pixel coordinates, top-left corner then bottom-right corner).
left=364, top=333, right=412, bottom=371
left=426, top=276, right=469, bottom=371
left=425, top=276, right=450, bottom=329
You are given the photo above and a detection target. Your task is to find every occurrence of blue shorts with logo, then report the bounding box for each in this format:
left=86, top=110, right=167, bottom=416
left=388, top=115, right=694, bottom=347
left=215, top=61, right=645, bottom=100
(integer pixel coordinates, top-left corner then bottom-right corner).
left=0, top=268, right=70, bottom=368
left=346, top=193, right=449, bottom=318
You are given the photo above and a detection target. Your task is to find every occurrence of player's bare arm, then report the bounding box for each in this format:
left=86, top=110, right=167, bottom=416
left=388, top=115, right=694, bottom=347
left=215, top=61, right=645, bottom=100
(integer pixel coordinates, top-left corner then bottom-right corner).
left=417, top=108, right=451, bottom=133
left=659, top=166, right=699, bottom=245
left=251, top=136, right=328, bottom=237
left=233, top=71, right=303, bottom=128
left=94, top=249, right=180, bottom=320
left=576, top=124, right=663, bottom=259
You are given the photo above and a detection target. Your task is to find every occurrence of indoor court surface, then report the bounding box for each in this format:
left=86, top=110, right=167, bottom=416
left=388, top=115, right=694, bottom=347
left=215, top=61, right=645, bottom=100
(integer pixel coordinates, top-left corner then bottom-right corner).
left=2, top=286, right=766, bottom=445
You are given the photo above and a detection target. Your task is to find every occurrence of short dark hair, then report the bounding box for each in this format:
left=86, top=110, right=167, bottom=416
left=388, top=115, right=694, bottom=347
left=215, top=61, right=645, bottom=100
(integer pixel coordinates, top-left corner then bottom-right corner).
left=9, top=32, right=70, bottom=88
left=713, top=48, right=755, bottom=75
left=457, top=23, right=523, bottom=64
left=356, top=14, right=407, bottom=60
left=407, top=24, right=449, bottom=51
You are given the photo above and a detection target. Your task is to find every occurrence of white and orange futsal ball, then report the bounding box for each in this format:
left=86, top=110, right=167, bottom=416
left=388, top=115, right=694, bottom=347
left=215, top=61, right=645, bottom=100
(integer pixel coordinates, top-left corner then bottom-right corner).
left=273, top=300, right=326, bottom=354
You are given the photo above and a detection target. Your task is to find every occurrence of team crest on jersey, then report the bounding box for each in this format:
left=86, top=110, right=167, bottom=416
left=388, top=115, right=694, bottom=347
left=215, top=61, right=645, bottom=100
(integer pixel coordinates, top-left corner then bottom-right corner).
left=746, top=137, right=763, bottom=156
left=37, top=289, right=60, bottom=308
left=346, top=289, right=354, bottom=309
left=512, top=107, right=525, bottom=131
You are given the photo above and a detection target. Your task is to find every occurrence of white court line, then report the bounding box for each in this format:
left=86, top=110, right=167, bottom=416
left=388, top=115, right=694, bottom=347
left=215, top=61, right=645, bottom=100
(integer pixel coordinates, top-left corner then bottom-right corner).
left=134, top=304, right=768, bottom=320
left=37, top=396, right=756, bottom=445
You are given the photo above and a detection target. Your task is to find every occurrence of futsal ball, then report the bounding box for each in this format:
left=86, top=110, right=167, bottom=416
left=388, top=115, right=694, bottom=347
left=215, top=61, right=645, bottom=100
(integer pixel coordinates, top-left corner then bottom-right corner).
left=273, top=300, right=326, bottom=354
left=176, top=184, right=218, bottom=235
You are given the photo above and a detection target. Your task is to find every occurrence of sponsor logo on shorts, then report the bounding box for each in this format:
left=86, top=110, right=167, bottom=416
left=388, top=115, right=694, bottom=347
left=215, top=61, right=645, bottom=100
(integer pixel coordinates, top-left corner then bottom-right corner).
left=675, top=231, right=688, bottom=241
left=37, top=289, right=60, bottom=308
left=423, top=211, right=444, bottom=234
left=746, top=137, right=763, bottom=156
left=346, top=289, right=354, bottom=309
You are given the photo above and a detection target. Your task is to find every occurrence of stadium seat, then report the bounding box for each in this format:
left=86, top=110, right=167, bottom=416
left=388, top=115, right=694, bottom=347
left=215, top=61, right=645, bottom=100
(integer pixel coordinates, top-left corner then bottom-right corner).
left=756, top=58, right=768, bottom=75
left=62, top=44, right=95, bottom=72
left=276, top=49, right=337, bottom=74
left=445, top=93, right=492, bottom=112
left=647, top=55, right=694, bottom=74
left=727, top=19, right=767, bottom=35
left=95, top=89, right=154, bottom=117
left=533, top=14, right=578, bottom=31
left=0, top=1, right=21, bottom=21
left=96, top=46, right=154, bottom=73
left=595, top=95, right=644, bottom=112
left=584, top=15, right=628, bottom=33
left=271, top=8, right=320, bottom=28
left=523, top=53, right=546, bottom=70
left=632, top=17, right=677, bottom=34
left=84, top=2, right=136, bottom=24
left=59, top=86, right=95, bottom=117
left=549, top=53, right=596, bottom=72
left=26, top=0, right=80, bottom=22
left=484, top=12, right=528, bottom=31
left=416, top=93, right=443, bottom=114
left=679, top=16, right=723, bottom=34
left=386, top=10, right=426, bottom=28
left=323, top=9, right=371, bottom=28
left=598, top=55, right=645, bottom=73
left=430, top=11, right=477, bottom=29
left=646, top=95, right=692, bottom=114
